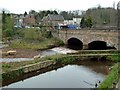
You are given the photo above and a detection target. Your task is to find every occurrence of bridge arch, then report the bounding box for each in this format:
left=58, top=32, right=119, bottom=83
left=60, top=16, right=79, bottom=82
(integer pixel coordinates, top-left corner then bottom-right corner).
left=67, top=37, right=83, bottom=50
left=88, top=40, right=116, bottom=50
left=88, top=40, right=107, bottom=50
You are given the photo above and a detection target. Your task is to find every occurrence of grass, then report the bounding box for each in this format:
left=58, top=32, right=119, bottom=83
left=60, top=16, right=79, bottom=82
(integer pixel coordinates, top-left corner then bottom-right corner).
left=76, top=50, right=119, bottom=54
left=98, top=54, right=120, bottom=89
left=106, top=54, right=120, bottom=62
left=2, top=28, right=64, bottom=50
left=2, top=58, right=45, bottom=72
left=9, top=37, right=64, bottom=50
left=98, top=63, right=119, bottom=89
left=40, top=54, right=75, bottom=64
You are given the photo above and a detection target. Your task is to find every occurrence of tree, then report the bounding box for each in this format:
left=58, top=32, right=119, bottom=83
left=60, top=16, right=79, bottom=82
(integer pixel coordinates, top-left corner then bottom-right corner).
left=80, top=17, right=87, bottom=28
left=53, top=10, right=58, bottom=15
left=80, top=17, right=93, bottom=28
left=2, top=10, right=6, bottom=24
left=29, top=10, right=36, bottom=15
left=86, top=16, right=93, bottom=28
left=24, top=11, right=27, bottom=17
left=60, top=11, right=68, bottom=20
left=2, top=13, right=14, bottom=39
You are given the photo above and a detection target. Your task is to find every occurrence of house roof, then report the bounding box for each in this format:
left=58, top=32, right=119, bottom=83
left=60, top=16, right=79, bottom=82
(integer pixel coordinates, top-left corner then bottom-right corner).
left=48, top=14, right=64, bottom=21
left=42, top=14, right=64, bottom=21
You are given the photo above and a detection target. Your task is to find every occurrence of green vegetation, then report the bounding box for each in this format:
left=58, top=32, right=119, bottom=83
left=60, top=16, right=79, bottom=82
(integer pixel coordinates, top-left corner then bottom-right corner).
left=28, top=10, right=58, bottom=24
left=3, top=27, right=64, bottom=49
left=2, top=57, right=45, bottom=72
left=98, top=63, right=119, bottom=89
left=40, top=54, right=75, bottom=64
left=106, top=54, right=120, bottom=62
left=98, top=54, right=120, bottom=89
left=2, top=54, right=75, bottom=80
left=2, top=54, right=74, bottom=72
left=2, top=12, right=14, bottom=41
left=9, top=37, right=64, bottom=50
left=84, top=7, right=117, bottom=26
left=72, top=50, right=119, bottom=55
left=2, top=11, right=64, bottom=49
left=80, top=16, right=93, bottom=28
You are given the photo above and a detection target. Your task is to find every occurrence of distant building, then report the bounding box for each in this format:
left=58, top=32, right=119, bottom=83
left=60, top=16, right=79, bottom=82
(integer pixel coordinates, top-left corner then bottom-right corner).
left=63, top=18, right=81, bottom=29
left=14, top=14, right=36, bottom=28
left=41, top=14, right=64, bottom=28
left=64, top=18, right=81, bottom=25
left=73, top=18, right=82, bottom=25
left=14, top=14, right=24, bottom=28
left=64, top=20, right=75, bottom=25
left=23, top=14, right=36, bottom=27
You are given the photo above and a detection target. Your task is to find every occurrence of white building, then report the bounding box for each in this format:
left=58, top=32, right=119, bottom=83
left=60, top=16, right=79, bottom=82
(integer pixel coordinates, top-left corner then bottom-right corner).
left=64, top=18, right=82, bottom=25
left=73, top=18, right=82, bottom=25
left=64, top=20, right=75, bottom=25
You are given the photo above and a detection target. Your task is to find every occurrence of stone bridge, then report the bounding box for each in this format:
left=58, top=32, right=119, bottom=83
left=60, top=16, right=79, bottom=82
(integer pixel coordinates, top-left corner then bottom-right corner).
left=52, top=29, right=119, bottom=50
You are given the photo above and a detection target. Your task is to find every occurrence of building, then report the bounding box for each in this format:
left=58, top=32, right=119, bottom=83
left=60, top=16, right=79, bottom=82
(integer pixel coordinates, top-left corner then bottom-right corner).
left=14, top=14, right=36, bottom=28
left=64, top=18, right=81, bottom=26
left=14, top=14, right=24, bottom=28
left=73, top=18, right=82, bottom=25
left=23, top=14, right=36, bottom=27
left=64, top=20, right=75, bottom=25
left=41, top=14, right=64, bottom=29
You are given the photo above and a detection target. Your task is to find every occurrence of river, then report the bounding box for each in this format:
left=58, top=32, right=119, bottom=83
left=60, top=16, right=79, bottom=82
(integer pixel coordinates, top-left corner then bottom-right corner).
left=1, top=47, right=114, bottom=88
left=1, top=47, right=77, bottom=62
left=2, top=60, right=113, bottom=88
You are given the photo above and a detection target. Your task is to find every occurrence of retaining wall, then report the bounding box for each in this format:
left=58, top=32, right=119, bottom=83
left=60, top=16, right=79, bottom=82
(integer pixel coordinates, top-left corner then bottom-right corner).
left=2, top=60, right=56, bottom=80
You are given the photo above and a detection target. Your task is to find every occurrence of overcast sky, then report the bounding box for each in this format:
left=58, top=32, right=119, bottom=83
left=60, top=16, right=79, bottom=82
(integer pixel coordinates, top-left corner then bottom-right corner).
left=0, top=0, right=120, bottom=14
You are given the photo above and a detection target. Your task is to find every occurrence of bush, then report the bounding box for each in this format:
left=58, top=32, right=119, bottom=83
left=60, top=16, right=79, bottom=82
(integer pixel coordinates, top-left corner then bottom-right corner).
left=23, top=28, right=43, bottom=41
left=41, top=54, right=75, bottom=64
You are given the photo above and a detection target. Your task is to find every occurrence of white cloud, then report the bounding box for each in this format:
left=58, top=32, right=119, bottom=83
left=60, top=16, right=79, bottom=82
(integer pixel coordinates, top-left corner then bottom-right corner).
left=0, top=0, right=119, bottom=14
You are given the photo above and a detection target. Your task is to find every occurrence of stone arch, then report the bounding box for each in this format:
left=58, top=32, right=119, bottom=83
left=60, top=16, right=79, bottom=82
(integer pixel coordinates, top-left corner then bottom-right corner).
left=67, top=37, right=83, bottom=50
left=88, top=40, right=107, bottom=50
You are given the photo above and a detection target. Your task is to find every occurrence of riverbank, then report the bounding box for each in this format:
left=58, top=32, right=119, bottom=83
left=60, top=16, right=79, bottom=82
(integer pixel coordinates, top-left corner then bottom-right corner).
left=98, top=54, right=120, bottom=89
left=2, top=37, right=64, bottom=58
left=2, top=54, right=73, bottom=83
left=98, top=63, right=119, bottom=89
left=2, top=54, right=67, bottom=72
left=2, top=48, right=39, bottom=58
left=2, top=52, right=119, bottom=73
left=2, top=60, right=56, bottom=82
left=1, top=52, right=120, bottom=88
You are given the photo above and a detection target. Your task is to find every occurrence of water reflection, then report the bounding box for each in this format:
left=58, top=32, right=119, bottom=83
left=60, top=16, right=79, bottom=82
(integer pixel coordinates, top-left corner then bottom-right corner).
left=2, top=61, right=113, bottom=88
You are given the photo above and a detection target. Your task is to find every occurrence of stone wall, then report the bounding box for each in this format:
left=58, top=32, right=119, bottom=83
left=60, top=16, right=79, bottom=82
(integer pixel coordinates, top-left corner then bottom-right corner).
left=22, top=60, right=56, bottom=73
left=2, top=60, right=56, bottom=80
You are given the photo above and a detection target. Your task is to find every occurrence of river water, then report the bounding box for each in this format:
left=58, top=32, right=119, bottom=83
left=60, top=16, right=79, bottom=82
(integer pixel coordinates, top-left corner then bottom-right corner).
left=1, top=46, right=114, bottom=88
left=2, top=60, right=113, bottom=88
left=1, top=47, right=77, bottom=62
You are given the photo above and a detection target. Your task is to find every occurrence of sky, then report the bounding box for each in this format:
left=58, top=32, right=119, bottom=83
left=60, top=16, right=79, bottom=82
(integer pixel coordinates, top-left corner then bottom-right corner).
left=0, top=0, right=120, bottom=14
